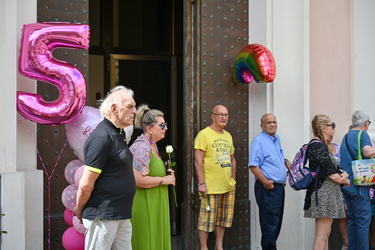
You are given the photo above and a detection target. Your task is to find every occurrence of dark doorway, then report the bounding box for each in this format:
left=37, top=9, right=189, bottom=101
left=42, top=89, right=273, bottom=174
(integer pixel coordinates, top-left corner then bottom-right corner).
left=88, top=0, right=184, bottom=241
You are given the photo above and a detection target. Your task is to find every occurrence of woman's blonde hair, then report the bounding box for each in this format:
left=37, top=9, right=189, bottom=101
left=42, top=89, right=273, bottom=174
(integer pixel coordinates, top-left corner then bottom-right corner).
left=134, top=104, right=164, bottom=132
left=311, top=114, right=330, bottom=142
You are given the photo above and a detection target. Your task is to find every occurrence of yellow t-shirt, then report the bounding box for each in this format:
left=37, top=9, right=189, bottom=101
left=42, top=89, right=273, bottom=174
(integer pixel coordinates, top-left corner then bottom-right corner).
left=194, top=127, right=236, bottom=194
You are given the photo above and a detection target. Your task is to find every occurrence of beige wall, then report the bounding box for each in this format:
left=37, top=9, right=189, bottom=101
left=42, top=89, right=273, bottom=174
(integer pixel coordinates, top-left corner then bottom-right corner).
left=241, top=0, right=375, bottom=248
left=310, top=0, right=352, bottom=143
left=249, top=1, right=315, bottom=249
left=1, top=0, right=43, bottom=249
left=352, top=0, right=375, bottom=140
left=248, top=0, right=373, bottom=248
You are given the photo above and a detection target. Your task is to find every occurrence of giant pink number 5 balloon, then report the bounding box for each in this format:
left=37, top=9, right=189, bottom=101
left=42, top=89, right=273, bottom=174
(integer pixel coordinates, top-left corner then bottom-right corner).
left=18, top=22, right=90, bottom=125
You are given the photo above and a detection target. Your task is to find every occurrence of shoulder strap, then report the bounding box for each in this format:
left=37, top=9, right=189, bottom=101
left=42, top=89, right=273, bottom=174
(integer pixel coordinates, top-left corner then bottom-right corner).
left=308, top=139, right=322, bottom=146
left=345, top=131, right=364, bottom=160
left=357, top=130, right=363, bottom=160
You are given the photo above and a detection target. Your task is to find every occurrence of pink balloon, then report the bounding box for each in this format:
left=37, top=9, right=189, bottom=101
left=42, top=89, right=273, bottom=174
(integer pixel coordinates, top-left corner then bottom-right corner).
left=61, top=184, right=78, bottom=211
left=62, top=227, right=84, bottom=250
left=17, top=22, right=90, bottom=125
left=74, top=166, right=85, bottom=186
left=64, top=208, right=74, bottom=227
left=65, top=159, right=84, bottom=184
left=72, top=216, right=86, bottom=234
left=65, top=106, right=103, bottom=161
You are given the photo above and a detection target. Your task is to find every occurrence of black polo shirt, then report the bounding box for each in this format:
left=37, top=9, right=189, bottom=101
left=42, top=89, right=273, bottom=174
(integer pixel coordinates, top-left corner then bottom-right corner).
left=82, top=118, right=136, bottom=220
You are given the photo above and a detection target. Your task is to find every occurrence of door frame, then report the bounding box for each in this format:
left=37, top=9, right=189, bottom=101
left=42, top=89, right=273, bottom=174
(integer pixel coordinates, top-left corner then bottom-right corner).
left=182, top=0, right=201, bottom=249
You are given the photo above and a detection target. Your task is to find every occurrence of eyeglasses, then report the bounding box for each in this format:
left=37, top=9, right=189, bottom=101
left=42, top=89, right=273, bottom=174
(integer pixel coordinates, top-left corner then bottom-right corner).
left=212, top=113, right=229, bottom=118
left=158, top=123, right=168, bottom=130
left=326, top=122, right=336, bottom=129
left=368, top=120, right=372, bottom=125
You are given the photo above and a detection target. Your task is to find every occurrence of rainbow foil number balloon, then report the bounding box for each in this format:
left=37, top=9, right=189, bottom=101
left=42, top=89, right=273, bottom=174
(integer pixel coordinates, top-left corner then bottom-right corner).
left=18, top=22, right=90, bottom=125
left=233, top=43, right=276, bottom=85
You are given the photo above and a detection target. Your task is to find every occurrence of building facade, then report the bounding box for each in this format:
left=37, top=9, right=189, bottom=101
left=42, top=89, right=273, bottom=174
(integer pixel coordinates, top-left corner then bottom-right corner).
left=1, top=0, right=375, bottom=249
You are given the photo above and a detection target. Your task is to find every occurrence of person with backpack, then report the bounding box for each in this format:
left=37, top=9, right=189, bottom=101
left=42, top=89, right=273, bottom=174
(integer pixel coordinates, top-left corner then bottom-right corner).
left=248, top=113, right=291, bottom=250
left=304, top=114, right=350, bottom=250
left=339, top=110, right=375, bottom=250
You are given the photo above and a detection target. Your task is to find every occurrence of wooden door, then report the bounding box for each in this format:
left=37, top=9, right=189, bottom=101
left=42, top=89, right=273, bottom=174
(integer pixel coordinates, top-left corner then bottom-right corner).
left=183, top=0, right=250, bottom=249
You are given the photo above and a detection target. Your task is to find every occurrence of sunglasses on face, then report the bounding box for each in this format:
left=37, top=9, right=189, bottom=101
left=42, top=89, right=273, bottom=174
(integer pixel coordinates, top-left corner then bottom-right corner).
left=212, top=113, right=229, bottom=118
left=326, top=122, right=336, bottom=129
left=158, top=123, right=168, bottom=130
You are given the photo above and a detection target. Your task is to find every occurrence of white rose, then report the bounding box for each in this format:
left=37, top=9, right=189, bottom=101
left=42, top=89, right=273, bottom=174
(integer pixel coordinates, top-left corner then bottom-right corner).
left=165, top=145, right=173, bottom=154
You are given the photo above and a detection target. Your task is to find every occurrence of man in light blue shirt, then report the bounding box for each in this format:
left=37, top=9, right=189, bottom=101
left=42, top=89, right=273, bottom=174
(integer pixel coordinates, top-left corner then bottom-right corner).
left=249, top=113, right=290, bottom=250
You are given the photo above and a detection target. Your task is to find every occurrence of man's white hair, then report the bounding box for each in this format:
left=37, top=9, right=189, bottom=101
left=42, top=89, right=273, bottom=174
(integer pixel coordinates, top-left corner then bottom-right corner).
left=99, top=85, right=134, bottom=118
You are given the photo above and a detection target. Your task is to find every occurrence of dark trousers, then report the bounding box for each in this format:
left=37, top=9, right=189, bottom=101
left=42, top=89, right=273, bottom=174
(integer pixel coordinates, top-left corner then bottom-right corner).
left=255, top=180, right=285, bottom=250
left=342, top=188, right=371, bottom=250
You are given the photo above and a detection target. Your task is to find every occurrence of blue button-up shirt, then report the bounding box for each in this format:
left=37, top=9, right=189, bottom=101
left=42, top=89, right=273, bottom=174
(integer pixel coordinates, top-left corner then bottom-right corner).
left=249, top=131, right=286, bottom=183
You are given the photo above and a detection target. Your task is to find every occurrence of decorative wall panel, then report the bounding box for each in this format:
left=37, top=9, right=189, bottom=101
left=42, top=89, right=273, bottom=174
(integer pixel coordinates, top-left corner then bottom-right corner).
left=200, top=0, right=250, bottom=248
left=37, top=1, right=88, bottom=249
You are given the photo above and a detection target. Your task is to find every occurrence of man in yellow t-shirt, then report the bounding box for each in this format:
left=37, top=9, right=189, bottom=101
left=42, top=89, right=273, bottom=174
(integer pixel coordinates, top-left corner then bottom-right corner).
left=194, top=105, right=236, bottom=250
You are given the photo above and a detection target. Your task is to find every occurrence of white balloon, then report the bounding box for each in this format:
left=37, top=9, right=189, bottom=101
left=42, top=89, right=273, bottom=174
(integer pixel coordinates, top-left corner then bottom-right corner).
left=65, top=106, right=103, bottom=161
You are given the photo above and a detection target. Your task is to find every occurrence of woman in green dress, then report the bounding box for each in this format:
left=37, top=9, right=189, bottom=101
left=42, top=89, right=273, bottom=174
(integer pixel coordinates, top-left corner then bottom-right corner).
left=129, top=104, right=175, bottom=250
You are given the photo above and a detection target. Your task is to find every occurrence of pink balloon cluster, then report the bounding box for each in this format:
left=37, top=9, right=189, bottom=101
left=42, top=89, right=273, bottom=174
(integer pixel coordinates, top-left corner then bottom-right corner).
left=62, top=160, right=86, bottom=249
left=61, top=105, right=102, bottom=250
left=62, top=160, right=85, bottom=210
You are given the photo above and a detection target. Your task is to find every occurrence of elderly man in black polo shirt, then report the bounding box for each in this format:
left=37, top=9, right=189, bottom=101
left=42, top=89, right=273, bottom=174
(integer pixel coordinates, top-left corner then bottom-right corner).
left=74, top=86, right=137, bottom=250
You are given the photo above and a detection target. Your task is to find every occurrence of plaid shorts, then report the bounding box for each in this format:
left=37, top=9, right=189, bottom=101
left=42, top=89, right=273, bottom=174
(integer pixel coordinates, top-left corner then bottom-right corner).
left=198, top=188, right=235, bottom=232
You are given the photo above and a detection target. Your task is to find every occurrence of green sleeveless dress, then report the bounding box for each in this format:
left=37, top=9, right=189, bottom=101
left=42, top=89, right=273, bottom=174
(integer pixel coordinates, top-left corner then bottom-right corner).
left=131, top=153, right=171, bottom=250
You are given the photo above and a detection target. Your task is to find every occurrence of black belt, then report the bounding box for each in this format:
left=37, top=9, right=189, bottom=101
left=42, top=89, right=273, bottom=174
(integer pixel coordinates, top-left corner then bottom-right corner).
left=256, top=180, right=285, bottom=186
left=273, top=182, right=286, bottom=186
